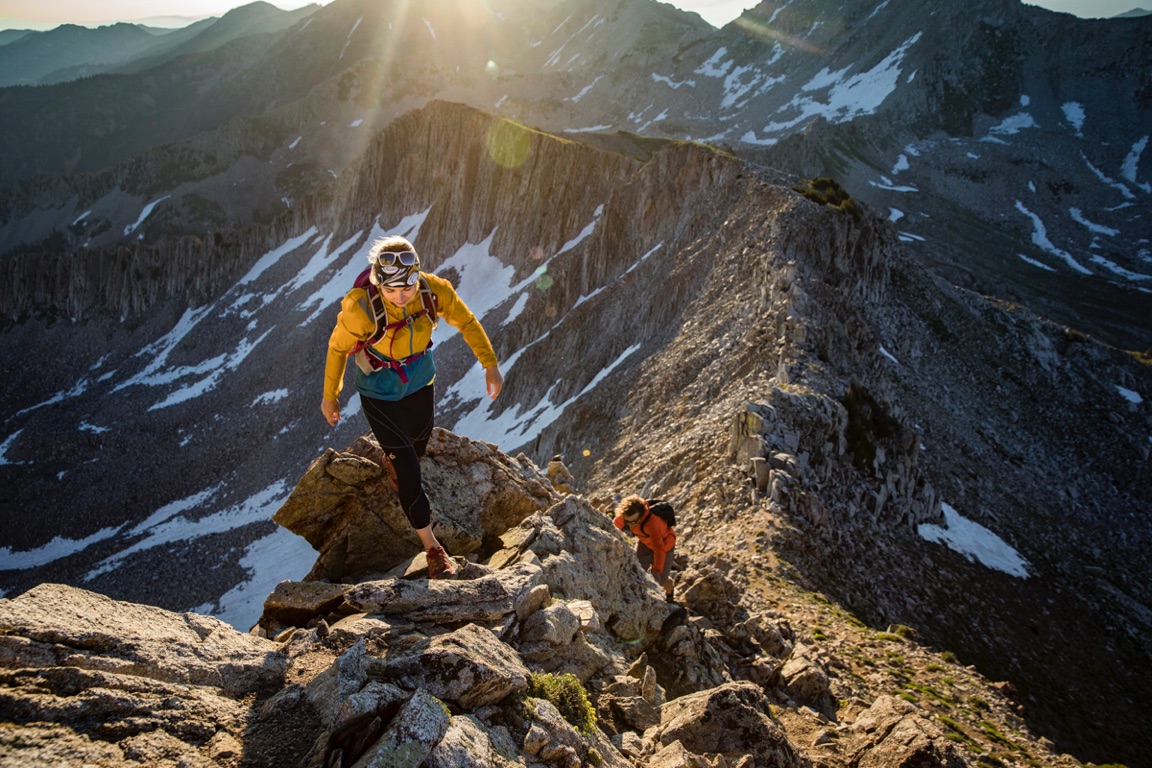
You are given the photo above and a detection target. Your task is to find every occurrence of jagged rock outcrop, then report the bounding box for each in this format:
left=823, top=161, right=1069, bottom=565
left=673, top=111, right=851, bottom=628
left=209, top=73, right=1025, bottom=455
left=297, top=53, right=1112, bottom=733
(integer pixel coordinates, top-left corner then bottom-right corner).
left=1, top=58, right=1148, bottom=768
left=0, top=429, right=1039, bottom=768
left=0, top=582, right=284, bottom=697
left=1, top=236, right=245, bottom=324
left=273, top=428, right=556, bottom=582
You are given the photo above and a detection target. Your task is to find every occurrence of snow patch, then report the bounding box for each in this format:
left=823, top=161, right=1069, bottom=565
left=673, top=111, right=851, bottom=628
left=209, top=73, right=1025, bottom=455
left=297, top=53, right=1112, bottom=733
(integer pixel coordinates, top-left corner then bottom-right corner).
left=123, top=195, right=170, bottom=237
left=918, top=503, right=1030, bottom=578
left=0, top=524, right=125, bottom=571
left=252, top=389, right=290, bottom=406
left=1014, top=201, right=1091, bottom=275
left=1116, top=386, right=1142, bottom=405
left=339, top=16, right=362, bottom=59
left=1120, top=136, right=1150, bottom=193
left=1061, top=101, right=1085, bottom=136
left=758, top=33, right=921, bottom=134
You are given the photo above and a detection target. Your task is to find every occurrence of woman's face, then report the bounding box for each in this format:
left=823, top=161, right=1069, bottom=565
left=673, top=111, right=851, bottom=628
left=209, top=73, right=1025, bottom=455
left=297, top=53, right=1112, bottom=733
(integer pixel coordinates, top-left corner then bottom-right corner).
left=381, top=284, right=419, bottom=306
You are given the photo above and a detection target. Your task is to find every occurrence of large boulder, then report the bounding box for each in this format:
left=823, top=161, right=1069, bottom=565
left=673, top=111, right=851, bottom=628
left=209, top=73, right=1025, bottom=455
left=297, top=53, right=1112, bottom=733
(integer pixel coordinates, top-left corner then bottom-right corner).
left=272, top=429, right=555, bottom=582
left=371, top=624, right=530, bottom=709
left=848, top=695, right=971, bottom=768
left=655, top=681, right=805, bottom=768
left=493, top=495, right=676, bottom=645
left=0, top=583, right=285, bottom=697
left=0, top=583, right=291, bottom=768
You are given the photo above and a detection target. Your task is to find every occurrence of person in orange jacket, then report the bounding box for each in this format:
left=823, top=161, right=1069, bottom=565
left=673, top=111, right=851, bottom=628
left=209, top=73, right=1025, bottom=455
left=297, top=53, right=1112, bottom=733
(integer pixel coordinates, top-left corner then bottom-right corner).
left=613, top=495, right=676, bottom=601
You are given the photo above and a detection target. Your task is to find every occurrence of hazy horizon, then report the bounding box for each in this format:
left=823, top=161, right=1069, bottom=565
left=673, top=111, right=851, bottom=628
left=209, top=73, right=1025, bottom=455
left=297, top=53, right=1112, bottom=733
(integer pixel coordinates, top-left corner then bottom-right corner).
left=0, top=0, right=1144, bottom=32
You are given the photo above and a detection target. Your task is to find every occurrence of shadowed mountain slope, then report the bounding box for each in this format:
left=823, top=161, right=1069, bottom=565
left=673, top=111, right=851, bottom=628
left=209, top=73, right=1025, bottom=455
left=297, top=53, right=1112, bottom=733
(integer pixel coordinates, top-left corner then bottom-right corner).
left=1, top=0, right=1146, bottom=351
left=1, top=99, right=1149, bottom=764
left=1, top=0, right=1150, bottom=764
left=0, top=432, right=1094, bottom=768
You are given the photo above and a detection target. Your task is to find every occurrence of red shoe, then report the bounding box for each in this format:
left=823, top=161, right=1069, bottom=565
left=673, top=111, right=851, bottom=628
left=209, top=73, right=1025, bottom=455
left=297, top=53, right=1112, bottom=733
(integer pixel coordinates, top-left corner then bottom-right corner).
left=425, top=546, right=456, bottom=579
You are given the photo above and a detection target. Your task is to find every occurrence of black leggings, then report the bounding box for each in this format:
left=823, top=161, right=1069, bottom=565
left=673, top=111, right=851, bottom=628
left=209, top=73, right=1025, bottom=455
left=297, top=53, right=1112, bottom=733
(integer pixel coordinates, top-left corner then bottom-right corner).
left=361, top=384, right=435, bottom=531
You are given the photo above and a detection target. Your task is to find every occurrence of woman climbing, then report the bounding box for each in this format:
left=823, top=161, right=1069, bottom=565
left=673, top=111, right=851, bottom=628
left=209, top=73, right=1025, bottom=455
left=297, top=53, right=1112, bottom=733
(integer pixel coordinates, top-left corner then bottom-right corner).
left=320, top=235, right=503, bottom=578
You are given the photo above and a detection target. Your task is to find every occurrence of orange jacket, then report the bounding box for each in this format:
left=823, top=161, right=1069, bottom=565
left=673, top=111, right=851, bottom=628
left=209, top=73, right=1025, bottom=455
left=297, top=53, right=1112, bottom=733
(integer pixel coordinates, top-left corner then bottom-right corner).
left=614, top=508, right=676, bottom=573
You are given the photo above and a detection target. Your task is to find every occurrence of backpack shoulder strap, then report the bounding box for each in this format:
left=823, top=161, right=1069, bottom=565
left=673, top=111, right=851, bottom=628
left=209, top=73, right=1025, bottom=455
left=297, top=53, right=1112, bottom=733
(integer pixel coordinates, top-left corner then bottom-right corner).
left=352, top=270, right=438, bottom=351
left=349, top=268, right=394, bottom=349
left=419, top=275, right=439, bottom=330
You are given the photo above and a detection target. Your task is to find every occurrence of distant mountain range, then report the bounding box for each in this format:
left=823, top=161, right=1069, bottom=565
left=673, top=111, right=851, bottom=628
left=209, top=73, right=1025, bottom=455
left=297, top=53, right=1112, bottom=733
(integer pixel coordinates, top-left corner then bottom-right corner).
left=1, top=1, right=1149, bottom=765
left=0, top=2, right=314, bottom=87
left=1, top=0, right=1147, bottom=350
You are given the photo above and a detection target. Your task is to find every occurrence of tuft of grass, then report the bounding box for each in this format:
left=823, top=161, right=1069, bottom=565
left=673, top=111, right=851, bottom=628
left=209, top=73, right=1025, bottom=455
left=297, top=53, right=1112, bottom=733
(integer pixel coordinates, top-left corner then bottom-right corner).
left=979, top=721, right=1014, bottom=748
left=908, top=683, right=954, bottom=707
left=940, top=651, right=959, bottom=664
left=1064, top=327, right=1089, bottom=343
left=938, top=716, right=961, bottom=731
left=1129, top=348, right=1152, bottom=367
left=527, top=672, right=597, bottom=734
left=937, top=715, right=976, bottom=745
left=792, top=177, right=863, bottom=221
left=890, top=624, right=916, bottom=639
left=967, top=695, right=995, bottom=713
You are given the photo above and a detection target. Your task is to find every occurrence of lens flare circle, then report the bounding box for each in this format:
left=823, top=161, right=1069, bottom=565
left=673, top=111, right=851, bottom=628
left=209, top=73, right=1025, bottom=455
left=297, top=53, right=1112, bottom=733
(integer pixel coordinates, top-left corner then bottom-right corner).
left=485, top=119, right=532, bottom=169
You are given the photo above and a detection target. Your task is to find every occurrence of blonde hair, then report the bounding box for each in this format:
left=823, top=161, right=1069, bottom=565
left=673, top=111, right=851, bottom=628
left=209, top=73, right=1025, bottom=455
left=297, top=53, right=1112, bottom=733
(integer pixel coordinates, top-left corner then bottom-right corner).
left=616, top=495, right=647, bottom=520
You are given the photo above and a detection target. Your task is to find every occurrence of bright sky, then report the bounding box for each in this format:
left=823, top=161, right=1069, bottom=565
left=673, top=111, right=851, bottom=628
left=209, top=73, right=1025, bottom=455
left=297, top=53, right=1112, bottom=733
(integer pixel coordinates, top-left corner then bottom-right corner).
left=0, top=0, right=1138, bottom=31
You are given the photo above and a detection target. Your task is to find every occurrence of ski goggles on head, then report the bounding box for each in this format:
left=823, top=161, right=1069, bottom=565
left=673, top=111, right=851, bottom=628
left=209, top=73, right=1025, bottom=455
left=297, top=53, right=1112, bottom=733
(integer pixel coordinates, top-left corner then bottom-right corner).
left=371, top=264, right=420, bottom=287
left=370, top=250, right=419, bottom=267
left=369, top=249, right=421, bottom=287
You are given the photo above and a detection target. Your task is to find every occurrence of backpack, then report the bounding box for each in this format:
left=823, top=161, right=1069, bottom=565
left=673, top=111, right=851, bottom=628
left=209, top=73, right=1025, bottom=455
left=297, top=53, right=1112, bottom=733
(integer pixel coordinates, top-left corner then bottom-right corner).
left=353, top=267, right=439, bottom=340
left=648, top=500, right=676, bottom=528
left=350, top=268, right=439, bottom=380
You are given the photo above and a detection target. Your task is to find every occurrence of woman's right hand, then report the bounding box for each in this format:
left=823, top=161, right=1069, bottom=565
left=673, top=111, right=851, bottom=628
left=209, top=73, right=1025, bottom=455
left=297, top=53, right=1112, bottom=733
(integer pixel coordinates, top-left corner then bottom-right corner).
left=321, top=399, right=341, bottom=427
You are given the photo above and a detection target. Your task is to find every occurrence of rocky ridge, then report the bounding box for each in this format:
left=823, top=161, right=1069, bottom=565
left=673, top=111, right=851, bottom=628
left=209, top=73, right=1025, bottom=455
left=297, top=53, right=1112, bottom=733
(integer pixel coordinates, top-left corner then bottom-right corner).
left=0, top=427, right=1077, bottom=768
left=2, top=0, right=1148, bottom=349
left=570, top=175, right=1152, bottom=763
left=0, top=98, right=1149, bottom=765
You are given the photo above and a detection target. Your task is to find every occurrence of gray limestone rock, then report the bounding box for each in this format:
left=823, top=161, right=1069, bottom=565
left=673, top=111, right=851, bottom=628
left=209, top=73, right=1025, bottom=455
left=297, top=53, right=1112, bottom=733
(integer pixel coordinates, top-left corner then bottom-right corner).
left=0, top=583, right=285, bottom=697
left=656, top=682, right=805, bottom=768
left=371, top=624, right=529, bottom=709
left=273, top=429, right=554, bottom=582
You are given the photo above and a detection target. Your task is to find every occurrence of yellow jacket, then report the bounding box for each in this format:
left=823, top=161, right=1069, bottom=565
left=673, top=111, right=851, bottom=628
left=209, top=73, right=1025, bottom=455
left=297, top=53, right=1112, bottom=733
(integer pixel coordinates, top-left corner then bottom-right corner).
left=323, top=272, right=497, bottom=402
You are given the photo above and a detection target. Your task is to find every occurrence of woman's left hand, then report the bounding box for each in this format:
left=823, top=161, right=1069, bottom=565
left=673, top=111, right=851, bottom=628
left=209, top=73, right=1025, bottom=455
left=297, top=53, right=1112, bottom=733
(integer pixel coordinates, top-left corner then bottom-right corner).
left=485, top=366, right=503, bottom=399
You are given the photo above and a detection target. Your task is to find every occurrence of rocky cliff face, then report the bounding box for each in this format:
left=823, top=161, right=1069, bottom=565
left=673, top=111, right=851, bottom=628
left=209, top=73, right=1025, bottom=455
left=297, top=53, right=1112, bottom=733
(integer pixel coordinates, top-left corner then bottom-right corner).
left=0, top=430, right=1074, bottom=768
left=1, top=98, right=1149, bottom=765
left=2, top=0, right=1147, bottom=348
left=1, top=2, right=1151, bottom=764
